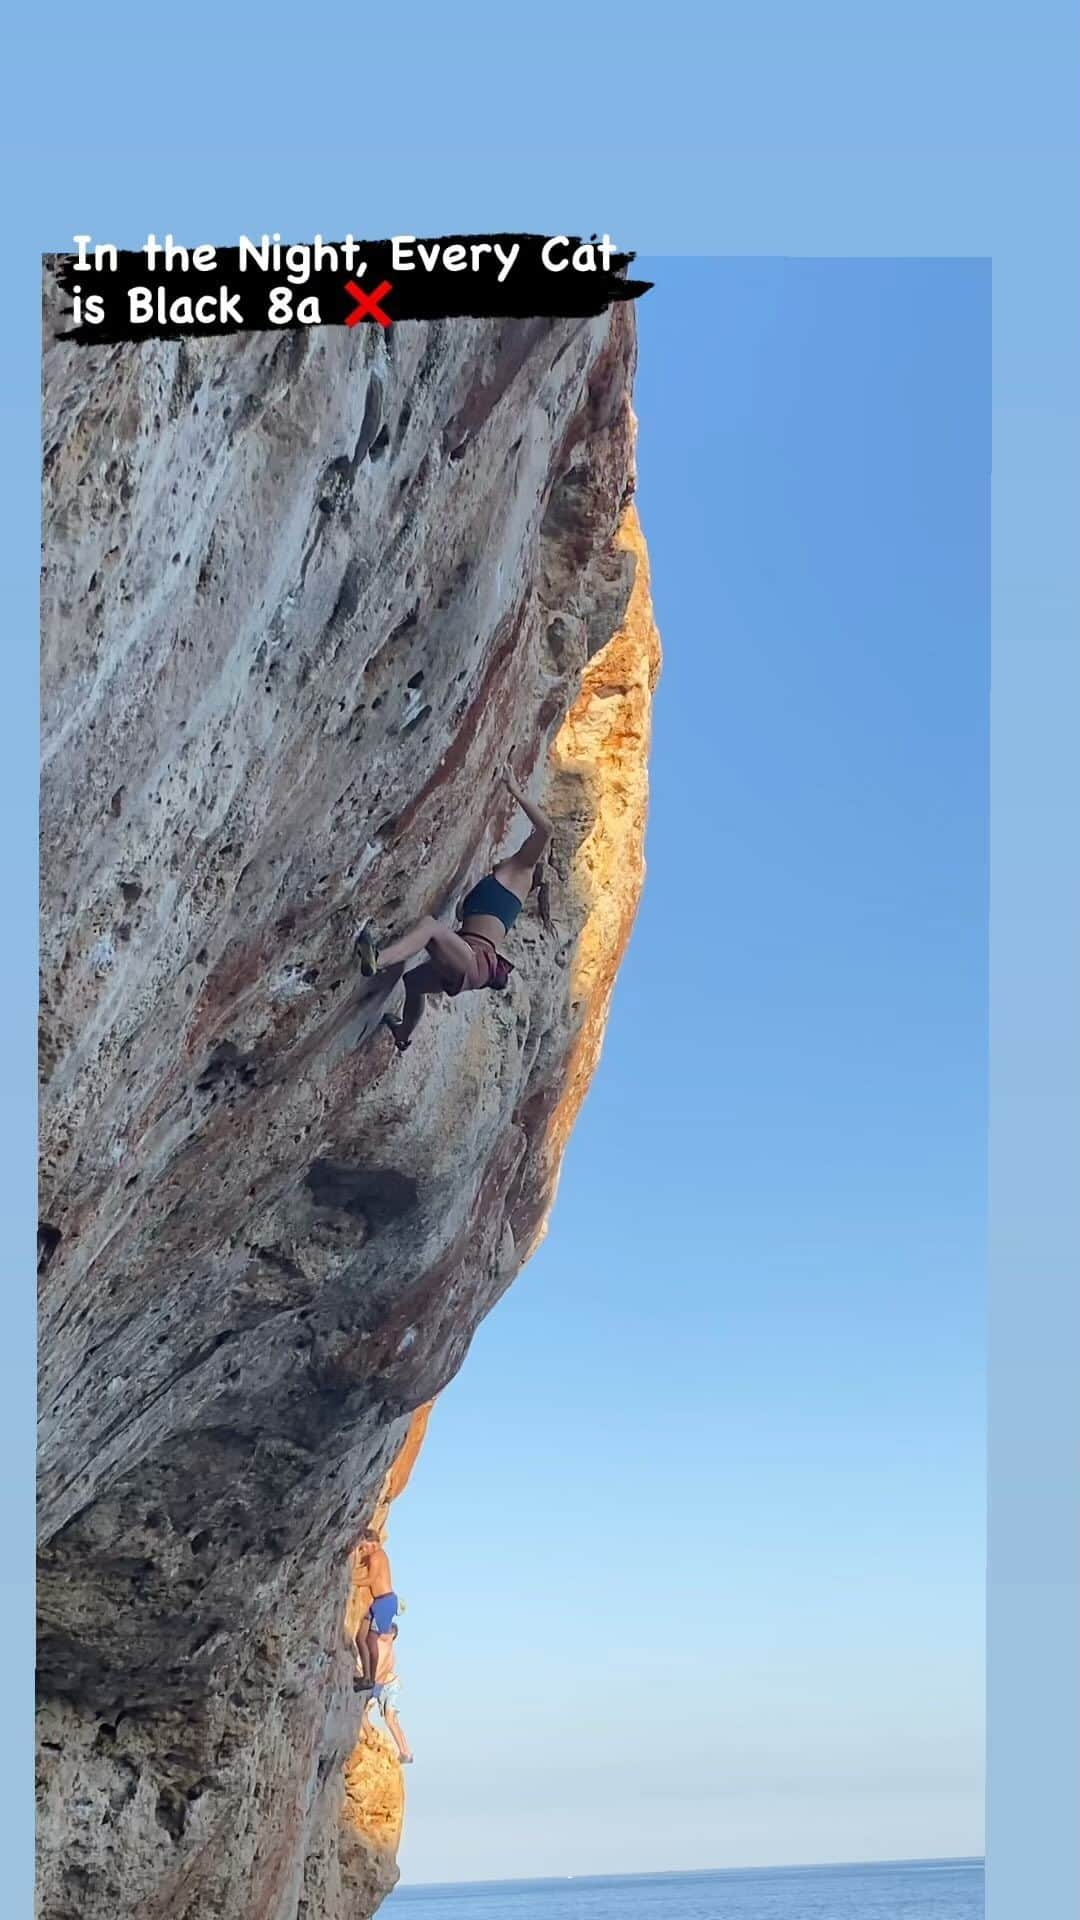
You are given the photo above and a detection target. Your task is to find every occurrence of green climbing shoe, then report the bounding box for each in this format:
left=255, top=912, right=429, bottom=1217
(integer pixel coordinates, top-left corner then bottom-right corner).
left=355, top=928, right=380, bottom=977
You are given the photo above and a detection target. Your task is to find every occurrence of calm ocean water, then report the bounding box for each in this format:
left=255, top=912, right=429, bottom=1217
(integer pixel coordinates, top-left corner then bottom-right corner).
left=389, top=1860, right=984, bottom=1919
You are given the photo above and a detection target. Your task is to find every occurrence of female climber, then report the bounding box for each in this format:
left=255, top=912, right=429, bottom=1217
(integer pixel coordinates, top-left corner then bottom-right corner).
left=354, top=761, right=554, bottom=1052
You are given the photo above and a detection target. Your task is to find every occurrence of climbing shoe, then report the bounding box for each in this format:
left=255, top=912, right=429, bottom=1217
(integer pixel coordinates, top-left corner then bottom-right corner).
left=384, top=1015, right=411, bottom=1053
left=354, top=926, right=380, bottom=977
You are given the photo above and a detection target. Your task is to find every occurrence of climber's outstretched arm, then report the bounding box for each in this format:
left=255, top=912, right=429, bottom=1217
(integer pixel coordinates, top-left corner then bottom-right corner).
left=498, top=763, right=553, bottom=879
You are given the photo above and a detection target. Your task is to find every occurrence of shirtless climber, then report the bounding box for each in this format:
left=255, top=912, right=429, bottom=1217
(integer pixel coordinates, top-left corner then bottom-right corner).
left=354, top=1527, right=400, bottom=1689
left=354, top=761, right=554, bottom=1053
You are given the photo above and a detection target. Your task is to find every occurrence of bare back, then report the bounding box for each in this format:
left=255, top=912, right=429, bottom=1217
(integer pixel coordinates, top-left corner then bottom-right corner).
left=493, top=855, right=536, bottom=904
left=460, top=861, right=531, bottom=947
left=459, top=909, right=512, bottom=946
left=361, top=1542, right=393, bottom=1597
left=353, top=1554, right=373, bottom=1619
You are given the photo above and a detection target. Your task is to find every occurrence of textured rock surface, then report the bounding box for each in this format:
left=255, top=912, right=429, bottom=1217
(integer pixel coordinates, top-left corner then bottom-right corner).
left=38, top=281, right=659, bottom=1919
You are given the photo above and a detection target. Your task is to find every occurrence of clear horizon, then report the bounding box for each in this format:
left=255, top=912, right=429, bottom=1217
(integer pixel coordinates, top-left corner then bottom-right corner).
left=394, top=1854, right=986, bottom=1892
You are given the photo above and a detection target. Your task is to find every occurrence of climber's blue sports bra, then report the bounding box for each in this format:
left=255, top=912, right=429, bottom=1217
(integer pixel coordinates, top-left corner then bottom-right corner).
left=459, top=873, right=523, bottom=932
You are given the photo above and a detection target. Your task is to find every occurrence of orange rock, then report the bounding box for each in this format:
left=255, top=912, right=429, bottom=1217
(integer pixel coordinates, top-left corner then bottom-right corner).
left=340, top=504, right=659, bottom=1911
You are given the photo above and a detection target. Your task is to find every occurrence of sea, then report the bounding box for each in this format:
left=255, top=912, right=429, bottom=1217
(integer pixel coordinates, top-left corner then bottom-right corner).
left=388, top=1859, right=984, bottom=1919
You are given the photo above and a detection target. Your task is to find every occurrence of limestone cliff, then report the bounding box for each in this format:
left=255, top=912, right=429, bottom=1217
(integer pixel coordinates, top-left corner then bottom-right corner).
left=37, top=285, right=659, bottom=1919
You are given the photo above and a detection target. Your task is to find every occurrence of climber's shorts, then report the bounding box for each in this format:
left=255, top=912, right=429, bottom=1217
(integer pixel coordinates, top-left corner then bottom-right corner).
left=369, top=1592, right=398, bottom=1635
left=373, top=1678, right=401, bottom=1714
left=440, top=933, right=512, bottom=997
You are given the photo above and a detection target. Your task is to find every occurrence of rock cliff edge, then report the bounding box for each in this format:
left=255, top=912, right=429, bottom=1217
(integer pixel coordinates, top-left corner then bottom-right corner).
left=38, top=294, right=659, bottom=1919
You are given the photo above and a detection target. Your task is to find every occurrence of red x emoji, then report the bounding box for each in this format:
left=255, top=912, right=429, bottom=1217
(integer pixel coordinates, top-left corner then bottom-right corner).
left=344, top=279, right=393, bottom=328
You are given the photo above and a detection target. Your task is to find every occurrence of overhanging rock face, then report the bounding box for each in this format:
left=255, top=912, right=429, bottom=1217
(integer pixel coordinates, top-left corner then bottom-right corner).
left=38, top=292, right=659, bottom=1919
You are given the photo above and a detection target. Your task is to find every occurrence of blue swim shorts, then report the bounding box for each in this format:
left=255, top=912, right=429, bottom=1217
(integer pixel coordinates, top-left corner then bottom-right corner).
left=369, top=1592, right=398, bottom=1635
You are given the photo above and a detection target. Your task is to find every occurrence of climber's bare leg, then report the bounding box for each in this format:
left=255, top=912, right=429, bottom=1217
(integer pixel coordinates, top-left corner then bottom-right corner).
left=355, top=1628, right=375, bottom=1686
left=364, top=1625, right=381, bottom=1682
left=385, top=1708, right=413, bottom=1763
left=386, top=966, right=436, bottom=1052
left=375, top=915, right=438, bottom=970
left=377, top=916, right=475, bottom=977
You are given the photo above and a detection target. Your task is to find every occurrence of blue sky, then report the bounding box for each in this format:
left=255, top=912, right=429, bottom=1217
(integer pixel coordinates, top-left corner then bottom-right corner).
left=390, top=260, right=988, bottom=1884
